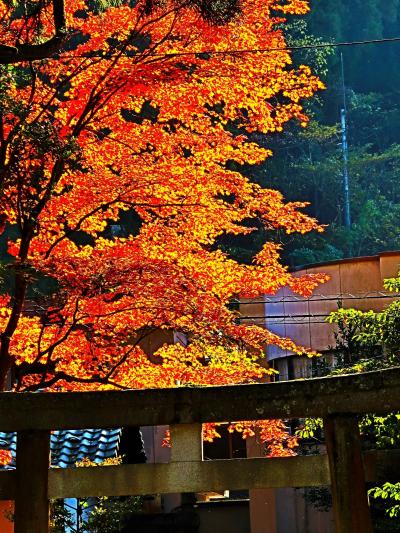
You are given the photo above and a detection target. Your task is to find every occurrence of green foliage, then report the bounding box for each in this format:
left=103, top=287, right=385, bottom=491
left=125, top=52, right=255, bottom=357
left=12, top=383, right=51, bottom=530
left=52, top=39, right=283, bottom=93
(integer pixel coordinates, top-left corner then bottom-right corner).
left=50, top=500, right=76, bottom=533
left=385, top=277, right=400, bottom=293
left=83, top=496, right=143, bottom=533
left=256, top=89, right=400, bottom=264
left=327, top=298, right=400, bottom=363
left=295, top=417, right=323, bottom=440
left=360, top=414, right=400, bottom=450
left=282, top=18, right=334, bottom=77
left=49, top=496, right=143, bottom=533
left=369, top=483, right=400, bottom=519
left=326, top=307, right=382, bottom=363
left=308, top=0, right=400, bottom=94
left=287, top=243, right=343, bottom=267
left=227, top=88, right=398, bottom=267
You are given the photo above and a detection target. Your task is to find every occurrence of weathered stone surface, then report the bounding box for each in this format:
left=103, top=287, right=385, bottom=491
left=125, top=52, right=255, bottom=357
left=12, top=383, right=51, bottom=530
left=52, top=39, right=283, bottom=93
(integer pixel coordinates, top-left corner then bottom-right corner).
left=0, top=367, right=397, bottom=431
left=325, top=416, right=373, bottom=533
left=0, top=449, right=397, bottom=500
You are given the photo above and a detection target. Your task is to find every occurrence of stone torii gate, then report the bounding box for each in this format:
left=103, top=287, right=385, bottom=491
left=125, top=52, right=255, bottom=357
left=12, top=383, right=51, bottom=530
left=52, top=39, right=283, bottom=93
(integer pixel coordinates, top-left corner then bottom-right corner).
left=0, top=366, right=398, bottom=532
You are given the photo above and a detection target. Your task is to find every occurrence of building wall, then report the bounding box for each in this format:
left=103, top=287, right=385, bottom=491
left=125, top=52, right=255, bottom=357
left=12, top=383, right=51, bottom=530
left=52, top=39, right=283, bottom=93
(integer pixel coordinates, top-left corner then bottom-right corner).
left=0, top=501, right=13, bottom=533
left=240, top=251, right=400, bottom=366
left=196, top=500, right=250, bottom=533
left=275, top=488, right=334, bottom=533
left=246, top=437, right=334, bottom=533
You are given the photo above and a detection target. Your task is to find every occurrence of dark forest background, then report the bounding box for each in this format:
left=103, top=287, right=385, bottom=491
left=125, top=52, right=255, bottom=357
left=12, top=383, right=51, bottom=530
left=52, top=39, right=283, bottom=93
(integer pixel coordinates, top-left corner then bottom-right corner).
left=221, top=0, right=400, bottom=267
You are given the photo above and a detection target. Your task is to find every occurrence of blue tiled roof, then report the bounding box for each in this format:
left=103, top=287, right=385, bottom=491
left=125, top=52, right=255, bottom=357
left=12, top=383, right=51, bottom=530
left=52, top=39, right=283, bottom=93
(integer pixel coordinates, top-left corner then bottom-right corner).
left=0, top=428, right=122, bottom=468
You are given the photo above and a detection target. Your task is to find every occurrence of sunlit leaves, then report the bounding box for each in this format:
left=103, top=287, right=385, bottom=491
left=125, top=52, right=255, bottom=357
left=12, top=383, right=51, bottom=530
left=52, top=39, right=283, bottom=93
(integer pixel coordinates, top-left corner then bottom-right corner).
left=0, top=0, right=326, bottom=399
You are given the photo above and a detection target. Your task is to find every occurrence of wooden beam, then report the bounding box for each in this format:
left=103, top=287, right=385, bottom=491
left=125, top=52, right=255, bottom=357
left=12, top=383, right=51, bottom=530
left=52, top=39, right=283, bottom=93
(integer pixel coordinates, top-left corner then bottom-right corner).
left=324, top=416, right=373, bottom=533
left=0, top=450, right=397, bottom=500
left=14, top=430, right=50, bottom=533
left=0, top=367, right=398, bottom=431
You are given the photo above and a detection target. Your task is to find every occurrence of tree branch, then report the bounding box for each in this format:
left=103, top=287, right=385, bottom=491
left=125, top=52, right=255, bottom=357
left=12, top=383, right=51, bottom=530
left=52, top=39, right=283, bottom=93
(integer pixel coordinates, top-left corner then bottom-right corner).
left=0, top=0, right=67, bottom=64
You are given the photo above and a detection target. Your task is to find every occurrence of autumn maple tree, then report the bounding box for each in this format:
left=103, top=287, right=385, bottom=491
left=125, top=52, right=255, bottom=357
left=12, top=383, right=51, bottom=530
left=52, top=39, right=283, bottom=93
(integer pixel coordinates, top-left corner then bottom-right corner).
left=0, top=0, right=326, bottom=451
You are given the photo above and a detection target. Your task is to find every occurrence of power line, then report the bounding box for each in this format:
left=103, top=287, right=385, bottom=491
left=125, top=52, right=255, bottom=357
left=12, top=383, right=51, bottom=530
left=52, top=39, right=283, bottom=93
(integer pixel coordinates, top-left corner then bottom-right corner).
left=240, top=313, right=330, bottom=319
left=145, top=36, right=400, bottom=58
left=238, top=316, right=335, bottom=324
left=235, top=292, right=400, bottom=305
left=68, top=36, right=400, bottom=61
left=239, top=319, right=331, bottom=324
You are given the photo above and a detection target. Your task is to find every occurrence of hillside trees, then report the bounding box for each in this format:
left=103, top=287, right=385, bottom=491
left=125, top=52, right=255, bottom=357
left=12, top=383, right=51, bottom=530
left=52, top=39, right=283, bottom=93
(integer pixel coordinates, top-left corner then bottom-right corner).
left=307, top=0, right=400, bottom=94
left=222, top=0, right=400, bottom=266
left=0, top=0, right=326, bottom=395
left=233, top=92, right=400, bottom=266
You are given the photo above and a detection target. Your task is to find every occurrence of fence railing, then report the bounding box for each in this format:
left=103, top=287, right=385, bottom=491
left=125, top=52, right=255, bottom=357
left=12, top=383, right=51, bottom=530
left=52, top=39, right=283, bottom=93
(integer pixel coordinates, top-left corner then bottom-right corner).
left=0, top=366, right=399, bottom=533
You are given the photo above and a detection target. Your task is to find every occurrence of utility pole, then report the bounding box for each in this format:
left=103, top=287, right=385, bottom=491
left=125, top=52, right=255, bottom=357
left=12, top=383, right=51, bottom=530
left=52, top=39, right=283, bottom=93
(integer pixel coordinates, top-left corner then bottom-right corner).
left=340, top=52, right=351, bottom=228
